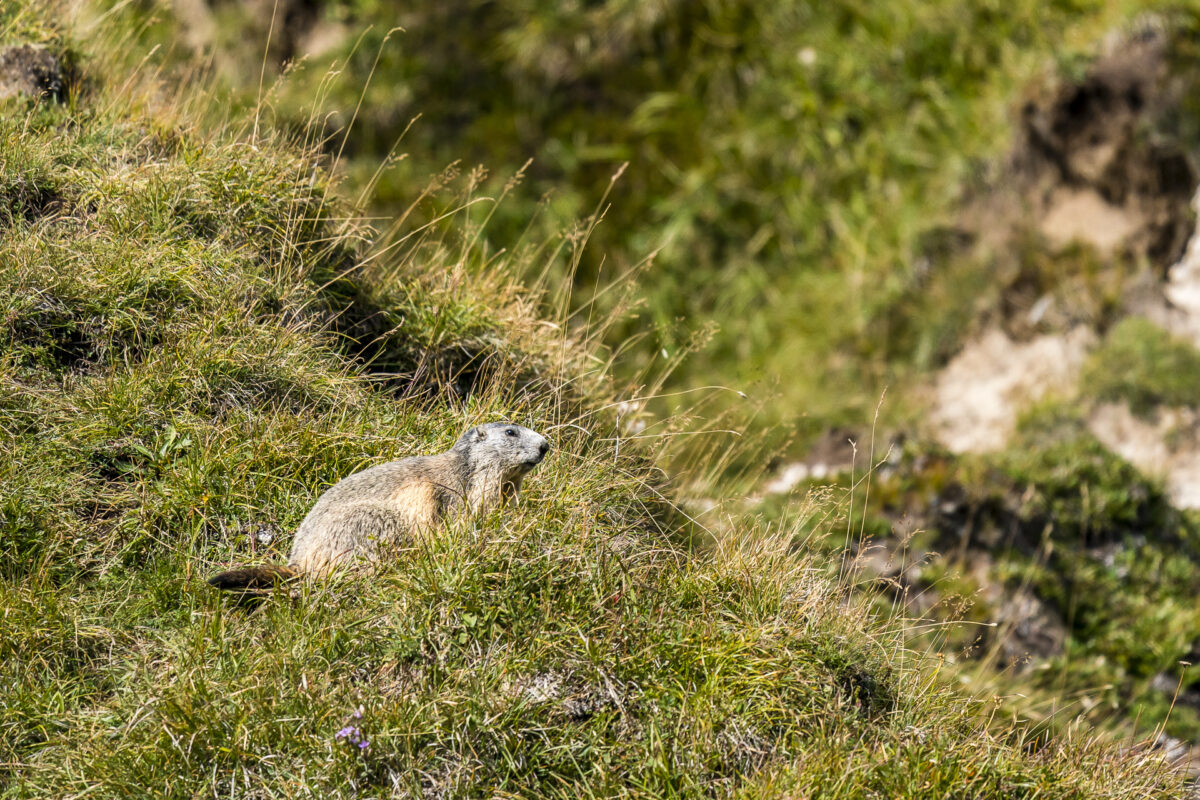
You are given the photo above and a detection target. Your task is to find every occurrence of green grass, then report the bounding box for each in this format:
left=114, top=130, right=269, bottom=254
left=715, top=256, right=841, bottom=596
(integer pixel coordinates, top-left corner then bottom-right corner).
left=0, top=2, right=1189, bottom=797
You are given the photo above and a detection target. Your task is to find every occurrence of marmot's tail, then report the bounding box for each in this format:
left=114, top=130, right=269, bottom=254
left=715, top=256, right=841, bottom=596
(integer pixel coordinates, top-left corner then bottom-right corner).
left=207, top=564, right=297, bottom=591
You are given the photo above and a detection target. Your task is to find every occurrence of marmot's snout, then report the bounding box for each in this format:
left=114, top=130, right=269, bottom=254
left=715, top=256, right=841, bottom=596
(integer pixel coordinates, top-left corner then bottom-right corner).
left=513, top=426, right=548, bottom=469
left=525, top=436, right=550, bottom=466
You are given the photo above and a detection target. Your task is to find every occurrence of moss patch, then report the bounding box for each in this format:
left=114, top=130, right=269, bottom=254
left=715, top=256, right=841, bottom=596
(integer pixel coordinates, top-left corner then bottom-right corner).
left=1082, top=317, right=1200, bottom=418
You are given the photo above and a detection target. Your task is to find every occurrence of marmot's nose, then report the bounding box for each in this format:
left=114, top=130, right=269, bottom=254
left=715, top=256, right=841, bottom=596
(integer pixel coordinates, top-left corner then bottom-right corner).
left=538, top=440, right=550, bottom=456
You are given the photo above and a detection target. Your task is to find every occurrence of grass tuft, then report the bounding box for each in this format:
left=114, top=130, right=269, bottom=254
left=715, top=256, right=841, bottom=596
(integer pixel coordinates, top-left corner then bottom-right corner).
left=1082, top=316, right=1200, bottom=419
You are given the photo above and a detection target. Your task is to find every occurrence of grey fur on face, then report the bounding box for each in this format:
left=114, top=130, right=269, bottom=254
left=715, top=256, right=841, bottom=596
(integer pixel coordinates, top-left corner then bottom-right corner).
left=454, top=422, right=550, bottom=476
left=208, top=423, right=550, bottom=591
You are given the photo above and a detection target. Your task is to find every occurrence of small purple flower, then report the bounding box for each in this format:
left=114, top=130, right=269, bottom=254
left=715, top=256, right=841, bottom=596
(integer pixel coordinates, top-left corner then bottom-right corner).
left=336, top=725, right=366, bottom=744
left=334, top=710, right=370, bottom=753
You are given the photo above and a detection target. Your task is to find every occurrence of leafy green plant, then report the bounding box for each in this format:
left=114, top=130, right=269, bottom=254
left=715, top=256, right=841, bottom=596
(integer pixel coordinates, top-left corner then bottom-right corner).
left=1082, top=316, right=1200, bottom=418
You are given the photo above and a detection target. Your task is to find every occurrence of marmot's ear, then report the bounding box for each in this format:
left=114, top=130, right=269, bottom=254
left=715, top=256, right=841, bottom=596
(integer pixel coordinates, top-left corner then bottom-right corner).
left=473, top=426, right=488, bottom=441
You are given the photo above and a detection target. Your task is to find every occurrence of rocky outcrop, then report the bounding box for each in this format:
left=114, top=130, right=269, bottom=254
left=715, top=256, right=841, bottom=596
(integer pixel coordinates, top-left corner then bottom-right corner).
left=0, top=45, right=66, bottom=101
left=1019, top=25, right=1195, bottom=265
left=930, top=327, right=1095, bottom=453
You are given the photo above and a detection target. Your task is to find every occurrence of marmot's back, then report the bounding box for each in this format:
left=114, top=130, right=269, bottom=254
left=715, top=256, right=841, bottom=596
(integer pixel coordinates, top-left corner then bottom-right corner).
left=207, top=423, right=550, bottom=590
left=288, top=455, right=459, bottom=575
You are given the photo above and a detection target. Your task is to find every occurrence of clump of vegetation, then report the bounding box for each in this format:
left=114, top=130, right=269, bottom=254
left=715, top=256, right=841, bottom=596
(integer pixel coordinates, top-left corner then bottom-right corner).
left=0, top=2, right=1189, bottom=797
left=1082, top=317, right=1200, bottom=418
left=826, top=406, right=1200, bottom=745
left=994, top=405, right=1181, bottom=546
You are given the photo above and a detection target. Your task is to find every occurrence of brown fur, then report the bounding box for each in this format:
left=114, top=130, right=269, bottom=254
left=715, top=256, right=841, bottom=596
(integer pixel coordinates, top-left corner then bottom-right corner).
left=207, top=423, right=549, bottom=592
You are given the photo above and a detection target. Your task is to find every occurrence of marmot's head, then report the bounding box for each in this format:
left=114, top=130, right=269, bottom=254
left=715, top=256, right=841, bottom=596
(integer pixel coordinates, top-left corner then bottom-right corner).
left=455, top=422, right=550, bottom=479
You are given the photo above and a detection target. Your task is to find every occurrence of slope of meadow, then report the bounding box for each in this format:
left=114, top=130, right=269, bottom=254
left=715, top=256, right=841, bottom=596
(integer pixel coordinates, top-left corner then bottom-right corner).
left=90, top=0, right=1200, bottom=774
left=0, top=2, right=1189, bottom=798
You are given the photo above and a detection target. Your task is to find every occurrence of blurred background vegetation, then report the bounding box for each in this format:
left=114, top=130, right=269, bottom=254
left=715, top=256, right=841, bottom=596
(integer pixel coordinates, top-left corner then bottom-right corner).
left=127, top=0, right=1179, bottom=446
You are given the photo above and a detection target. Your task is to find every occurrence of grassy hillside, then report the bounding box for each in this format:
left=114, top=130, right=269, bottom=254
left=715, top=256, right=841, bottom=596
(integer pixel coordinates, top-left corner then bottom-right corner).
left=0, top=2, right=1190, bottom=798
left=78, top=0, right=1200, bottom=772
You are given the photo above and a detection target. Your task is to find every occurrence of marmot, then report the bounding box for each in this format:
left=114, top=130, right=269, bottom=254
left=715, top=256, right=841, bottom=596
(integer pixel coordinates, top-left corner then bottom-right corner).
left=208, top=422, right=550, bottom=591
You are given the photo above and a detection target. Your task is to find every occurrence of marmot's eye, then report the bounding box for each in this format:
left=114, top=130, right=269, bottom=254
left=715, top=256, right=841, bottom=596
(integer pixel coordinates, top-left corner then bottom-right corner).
left=506, top=428, right=518, bottom=437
